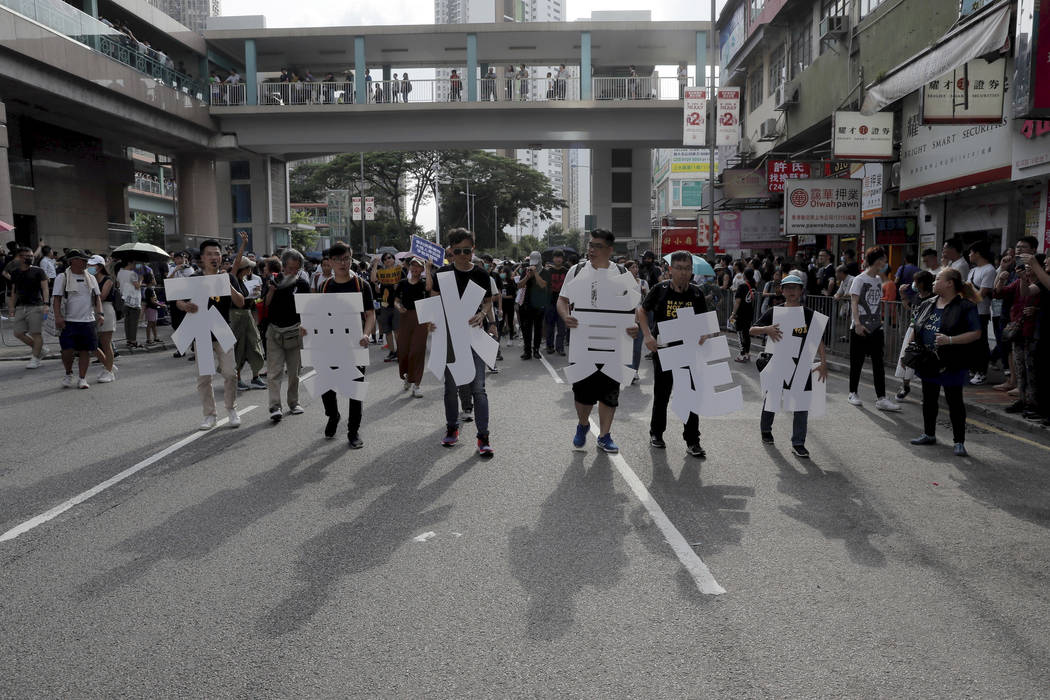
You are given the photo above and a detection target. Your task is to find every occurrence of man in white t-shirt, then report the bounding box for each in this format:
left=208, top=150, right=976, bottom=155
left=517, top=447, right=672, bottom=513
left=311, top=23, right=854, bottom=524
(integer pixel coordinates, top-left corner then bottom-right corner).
left=966, top=241, right=996, bottom=385
left=942, top=238, right=970, bottom=280
left=116, top=262, right=142, bottom=347
left=52, top=250, right=103, bottom=389
left=847, top=246, right=900, bottom=411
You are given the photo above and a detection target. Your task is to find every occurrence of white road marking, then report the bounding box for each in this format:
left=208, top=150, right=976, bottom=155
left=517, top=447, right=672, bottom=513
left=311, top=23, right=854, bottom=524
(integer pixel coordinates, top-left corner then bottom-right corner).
left=537, top=353, right=565, bottom=384
left=0, top=406, right=259, bottom=543
left=588, top=418, right=726, bottom=596
left=412, top=531, right=436, bottom=542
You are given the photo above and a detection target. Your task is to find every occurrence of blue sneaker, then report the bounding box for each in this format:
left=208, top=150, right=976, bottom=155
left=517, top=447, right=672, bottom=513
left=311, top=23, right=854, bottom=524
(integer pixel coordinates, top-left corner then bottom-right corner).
left=596, top=433, right=619, bottom=454
left=572, top=423, right=589, bottom=450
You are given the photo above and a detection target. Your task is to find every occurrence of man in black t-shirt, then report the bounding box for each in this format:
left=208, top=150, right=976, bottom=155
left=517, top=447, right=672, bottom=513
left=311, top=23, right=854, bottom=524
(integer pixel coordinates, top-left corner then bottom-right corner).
left=1018, top=252, right=1050, bottom=424
left=265, top=248, right=311, bottom=422
left=638, top=251, right=709, bottom=458
left=428, top=229, right=496, bottom=457
left=318, top=242, right=376, bottom=447
left=6, top=247, right=50, bottom=368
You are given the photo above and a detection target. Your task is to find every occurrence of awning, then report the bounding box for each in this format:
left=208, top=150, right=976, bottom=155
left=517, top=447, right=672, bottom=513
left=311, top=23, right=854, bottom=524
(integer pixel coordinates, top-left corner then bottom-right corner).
left=860, top=3, right=1011, bottom=115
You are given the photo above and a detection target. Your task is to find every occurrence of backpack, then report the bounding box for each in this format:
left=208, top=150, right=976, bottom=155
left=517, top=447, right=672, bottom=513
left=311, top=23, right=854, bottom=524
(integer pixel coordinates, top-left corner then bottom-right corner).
left=105, top=275, right=125, bottom=320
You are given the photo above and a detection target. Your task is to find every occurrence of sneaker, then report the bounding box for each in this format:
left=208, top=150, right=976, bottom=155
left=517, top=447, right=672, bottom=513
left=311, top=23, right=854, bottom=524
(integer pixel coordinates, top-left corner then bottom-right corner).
left=1004, top=400, right=1025, bottom=414
left=384, top=351, right=398, bottom=362
left=250, top=377, right=267, bottom=389
left=411, top=385, right=424, bottom=398
left=25, top=355, right=41, bottom=369
left=173, top=351, right=184, bottom=358
left=97, top=370, right=115, bottom=383
left=289, top=404, right=305, bottom=415
left=573, top=424, right=589, bottom=450
left=649, top=434, right=666, bottom=448
left=1023, top=410, right=1043, bottom=421
left=487, top=366, right=500, bottom=374
left=761, top=431, right=774, bottom=444
left=228, top=409, right=241, bottom=428
left=520, top=351, right=532, bottom=360
left=270, top=407, right=283, bottom=422
left=77, top=377, right=89, bottom=389
left=348, top=434, right=364, bottom=449
left=686, top=443, right=706, bottom=459
left=874, top=397, right=901, bottom=412
left=459, top=409, right=474, bottom=423
left=734, top=354, right=750, bottom=363
left=953, top=442, right=968, bottom=457
left=596, top=433, right=619, bottom=454
left=496, top=351, right=504, bottom=361
left=324, top=413, right=340, bottom=439
left=631, top=371, right=640, bottom=385
left=545, top=346, right=555, bottom=355
left=199, top=415, right=217, bottom=431
left=402, top=379, right=412, bottom=392
left=62, top=374, right=74, bottom=389
left=477, top=434, right=494, bottom=458
left=969, top=373, right=986, bottom=386
left=791, top=444, right=810, bottom=459
left=441, top=427, right=459, bottom=446
left=895, top=385, right=910, bottom=401
left=910, top=434, right=936, bottom=445
left=848, top=392, right=863, bottom=406
left=237, top=380, right=250, bottom=391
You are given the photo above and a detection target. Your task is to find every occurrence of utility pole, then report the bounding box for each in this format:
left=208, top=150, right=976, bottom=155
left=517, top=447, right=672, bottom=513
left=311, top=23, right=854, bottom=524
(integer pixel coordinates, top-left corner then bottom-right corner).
left=359, top=151, right=367, bottom=255
left=707, top=0, right=718, bottom=253
left=493, top=204, right=498, bottom=250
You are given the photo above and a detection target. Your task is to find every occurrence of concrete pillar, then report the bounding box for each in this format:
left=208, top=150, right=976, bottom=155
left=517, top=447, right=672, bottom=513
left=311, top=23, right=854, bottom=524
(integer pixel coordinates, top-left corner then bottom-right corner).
left=85, top=0, right=98, bottom=18
left=354, top=37, right=366, bottom=104
left=382, top=64, right=392, bottom=102
left=0, top=100, right=13, bottom=246
left=580, top=31, right=592, bottom=100
left=175, top=153, right=219, bottom=240
left=198, top=56, right=209, bottom=83
left=592, top=147, right=611, bottom=231
left=245, top=39, right=257, bottom=106
left=466, top=33, right=478, bottom=102
left=631, top=147, right=652, bottom=242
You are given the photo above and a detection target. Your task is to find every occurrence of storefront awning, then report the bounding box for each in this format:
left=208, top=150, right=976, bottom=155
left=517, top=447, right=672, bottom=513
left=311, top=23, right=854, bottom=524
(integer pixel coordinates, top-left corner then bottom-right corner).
left=860, top=3, right=1012, bottom=115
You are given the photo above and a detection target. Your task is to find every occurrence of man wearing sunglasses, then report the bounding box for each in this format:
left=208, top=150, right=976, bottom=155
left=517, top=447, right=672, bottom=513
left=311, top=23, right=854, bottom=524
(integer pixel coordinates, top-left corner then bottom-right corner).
left=428, top=229, right=497, bottom=457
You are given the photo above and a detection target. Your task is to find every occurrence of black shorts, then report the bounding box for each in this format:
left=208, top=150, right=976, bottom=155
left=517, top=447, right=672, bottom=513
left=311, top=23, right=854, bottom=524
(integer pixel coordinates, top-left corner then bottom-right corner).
left=59, top=321, right=98, bottom=352
left=572, top=370, right=620, bottom=408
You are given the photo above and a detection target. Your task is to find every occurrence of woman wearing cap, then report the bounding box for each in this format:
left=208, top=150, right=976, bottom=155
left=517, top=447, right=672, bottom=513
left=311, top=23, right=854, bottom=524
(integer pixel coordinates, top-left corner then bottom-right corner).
left=88, top=255, right=117, bottom=382
left=231, top=255, right=266, bottom=391
left=394, top=257, right=429, bottom=397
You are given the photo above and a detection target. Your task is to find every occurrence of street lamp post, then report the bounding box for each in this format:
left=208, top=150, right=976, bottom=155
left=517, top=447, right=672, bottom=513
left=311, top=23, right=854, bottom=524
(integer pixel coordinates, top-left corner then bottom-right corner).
left=493, top=204, right=498, bottom=250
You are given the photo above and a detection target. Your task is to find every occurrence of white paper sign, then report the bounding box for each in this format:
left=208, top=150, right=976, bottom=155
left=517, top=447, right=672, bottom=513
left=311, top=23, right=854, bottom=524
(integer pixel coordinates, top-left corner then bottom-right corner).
left=759, top=306, right=828, bottom=416
left=352, top=196, right=362, bottom=221
left=295, top=293, right=369, bottom=400
left=416, top=271, right=499, bottom=386
left=166, top=274, right=236, bottom=377
left=833, top=111, right=895, bottom=160
left=783, top=178, right=862, bottom=236
left=656, top=308, right=743, bottom=419
left=683, top=87, right=708, bottom=146
left=716, top=88, right=741, bottom=147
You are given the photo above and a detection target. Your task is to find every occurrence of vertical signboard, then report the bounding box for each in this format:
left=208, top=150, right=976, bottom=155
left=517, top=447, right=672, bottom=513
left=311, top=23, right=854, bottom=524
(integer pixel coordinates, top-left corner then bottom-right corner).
left=716, top=88, right=741, bottom=146
left=719, top=211, right=742, bottom=249
left=683, top=87, right=708, bottom=146
left=364, top=196, right=375, bottom=221
left=352, top=196, right=362, bottom=221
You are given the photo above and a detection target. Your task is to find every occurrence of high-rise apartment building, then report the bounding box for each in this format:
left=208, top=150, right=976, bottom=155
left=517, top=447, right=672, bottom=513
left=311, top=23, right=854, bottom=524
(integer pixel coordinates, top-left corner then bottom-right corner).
left=149, top=0, right=220, bottom=34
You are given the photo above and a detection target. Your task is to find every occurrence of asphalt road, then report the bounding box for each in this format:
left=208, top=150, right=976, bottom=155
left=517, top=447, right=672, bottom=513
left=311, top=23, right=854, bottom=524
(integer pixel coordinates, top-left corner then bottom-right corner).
left=1, top=339, right=1049, bottom=698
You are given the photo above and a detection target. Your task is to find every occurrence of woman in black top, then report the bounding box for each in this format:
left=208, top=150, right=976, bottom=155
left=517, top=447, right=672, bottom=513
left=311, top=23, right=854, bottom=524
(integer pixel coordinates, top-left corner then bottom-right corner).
left=394, top=258, right=430, bottom=395
left=731, top=268, right=757, bottom=362
left=498, top=263, right=517, bottom=340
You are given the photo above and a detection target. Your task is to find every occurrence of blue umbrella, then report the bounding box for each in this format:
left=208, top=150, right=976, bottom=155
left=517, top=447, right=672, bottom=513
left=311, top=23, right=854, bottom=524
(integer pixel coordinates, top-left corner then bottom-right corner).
left=663, top=253, right=715, bottom=277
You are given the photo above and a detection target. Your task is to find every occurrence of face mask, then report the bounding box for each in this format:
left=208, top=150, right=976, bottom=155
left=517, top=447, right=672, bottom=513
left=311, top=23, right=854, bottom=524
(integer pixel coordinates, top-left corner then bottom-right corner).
left=500, top=273, right=508, bottom=279
left=87, top=266, right=98, bottom=275
left=911, top=281, right=919, bottom=293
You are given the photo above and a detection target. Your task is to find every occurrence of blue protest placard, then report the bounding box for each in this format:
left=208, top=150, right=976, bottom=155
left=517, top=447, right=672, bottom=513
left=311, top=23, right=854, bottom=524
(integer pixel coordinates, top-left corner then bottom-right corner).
left=410, top=235, right=445, bottom=265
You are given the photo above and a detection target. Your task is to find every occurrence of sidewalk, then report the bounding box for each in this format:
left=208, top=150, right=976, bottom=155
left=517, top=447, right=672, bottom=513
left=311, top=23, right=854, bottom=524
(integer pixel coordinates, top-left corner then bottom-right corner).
left=0, top=316, right=175, bottom=361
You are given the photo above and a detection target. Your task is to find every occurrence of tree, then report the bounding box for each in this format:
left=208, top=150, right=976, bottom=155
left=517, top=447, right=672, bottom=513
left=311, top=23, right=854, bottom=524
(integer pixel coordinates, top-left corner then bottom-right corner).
left=289, top=162, right=326, bottom=202
left=289, top=210, right=319, bottom=253
left=132, top=213, right=165, bottom=246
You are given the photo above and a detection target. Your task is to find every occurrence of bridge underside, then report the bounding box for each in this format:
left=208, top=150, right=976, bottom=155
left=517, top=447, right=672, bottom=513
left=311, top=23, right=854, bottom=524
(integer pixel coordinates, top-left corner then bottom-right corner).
left=211, top=101, right=685, bottom=158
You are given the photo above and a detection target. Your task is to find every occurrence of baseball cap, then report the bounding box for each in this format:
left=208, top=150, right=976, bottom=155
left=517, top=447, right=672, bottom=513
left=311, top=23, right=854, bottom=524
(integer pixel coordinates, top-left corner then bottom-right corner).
left=87, top=254, right=106, bottom=266
left=781, top=274, right=804, bottom=286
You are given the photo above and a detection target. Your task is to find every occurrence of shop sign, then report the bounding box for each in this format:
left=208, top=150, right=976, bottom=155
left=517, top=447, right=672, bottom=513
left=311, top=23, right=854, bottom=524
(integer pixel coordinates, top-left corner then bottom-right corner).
left=680, top=180, right=704, bottom=207
left=724, top=168, right=769, bottom=198
left=683, top=88, right=708, bottom=146
left=661, top=229, right=702, bottom=254
left=719, top=211, right=742, bottom=249
left=1012, top=118, right=1050, bottom=178
left=899, top=91, right=1011, bottom=200
left=716, top=89, right=741, bottom=147
left=697, top=215, right=720, bottom=249
left=874, top=216, right=918, bottom=245
left=850, top=163, right=885, bottom=219
left=833, top=111, right=895, bottom=159
left=767, top=160, right=812, bottom=192
left=922, top=58, right=1006, bottom=124
left=738, top=208, right=783, bottom=243
left=783, top=178, right=862, bottom=236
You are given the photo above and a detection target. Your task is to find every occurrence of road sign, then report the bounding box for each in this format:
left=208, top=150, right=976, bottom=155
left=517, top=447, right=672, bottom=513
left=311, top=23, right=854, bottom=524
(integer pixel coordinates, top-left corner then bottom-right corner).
left=352, top=196, right=362, bottom=221
left=364, top=196, right=375, bottom=221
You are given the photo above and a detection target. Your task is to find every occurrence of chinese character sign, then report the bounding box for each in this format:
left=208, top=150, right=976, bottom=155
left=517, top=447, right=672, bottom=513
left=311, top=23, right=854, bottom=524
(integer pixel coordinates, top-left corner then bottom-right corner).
left=833, top=111, right=895, bottom=159
left=656, top=307, right=743, bottom=419
left=295, top=293, right=369, bottom=401
left=415, top=271, right=498, bottom=386
left=760, top=306, right=828, bottom=416
left=783, top=178, right=862, bottom=236
left=559, top=265, right=642, bottom=386
left=165, top=274, right=236, bottom=377
left=410, top=235, right=445, bottom=265
left=767, top=160, right=812, bottom=192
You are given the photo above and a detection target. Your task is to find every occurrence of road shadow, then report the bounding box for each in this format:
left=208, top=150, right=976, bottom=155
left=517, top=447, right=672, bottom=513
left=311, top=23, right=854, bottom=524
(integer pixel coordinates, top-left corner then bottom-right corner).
left=508, top=454, right=630, bottom=641
left=769, top=445, right=889, bottom=567
left=76, top=427, right=340, bottom=599
left=950, top=453, right=1050, bottom=531
left=260, top=435, right=474, bottom=636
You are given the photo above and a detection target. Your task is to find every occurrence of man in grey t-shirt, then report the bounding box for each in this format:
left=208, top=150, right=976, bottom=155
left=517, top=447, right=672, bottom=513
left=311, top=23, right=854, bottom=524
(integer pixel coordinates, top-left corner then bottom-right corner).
left=847, top=246, right=899, bottom=412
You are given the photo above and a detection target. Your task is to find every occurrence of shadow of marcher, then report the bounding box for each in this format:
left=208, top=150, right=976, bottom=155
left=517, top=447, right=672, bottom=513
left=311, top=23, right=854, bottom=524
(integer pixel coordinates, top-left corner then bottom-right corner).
left=769, top=445, right=890, bottom=567
left=508, top=454, right=630, bottom=641
left=260, top=438, right=475, bottom=636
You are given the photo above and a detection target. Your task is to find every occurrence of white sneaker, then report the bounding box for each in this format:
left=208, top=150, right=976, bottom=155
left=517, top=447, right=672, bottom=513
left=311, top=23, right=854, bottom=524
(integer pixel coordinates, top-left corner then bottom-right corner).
left=969, top=373, right=986, bottom=386
left=199, top=415, right=217, bottom=430
left=228, top=409, right=241, bottom=428
left=96, top=370, right=115, bottom=383
left=875, top=397, right=901, bottom=412
left=289, top=404, right=305, bottom=415
left=402, top=379, right=412, bottom=392
left=848, top=392, right=863, bottom=406
left=62, top=374, right=74, bottom=388
left=412, top=385, right=423, bottom=398
left=77, top=377, right=90, bottom=389
left=269, top=408, right=283, bottom=422
left=26, top=355, right=41, bottom=369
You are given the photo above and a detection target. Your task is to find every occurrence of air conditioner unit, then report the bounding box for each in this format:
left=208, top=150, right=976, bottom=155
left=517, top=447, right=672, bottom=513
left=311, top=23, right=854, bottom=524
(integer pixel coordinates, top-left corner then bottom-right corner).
left=758, top=118, right=779, bottom=141
left=737, top=137, right=756, bottom=156
left=889, top=162, right=901, bottom=189
left=774, top=81, right=798, bottom=111
left=819, top=15, right=848, bottom=41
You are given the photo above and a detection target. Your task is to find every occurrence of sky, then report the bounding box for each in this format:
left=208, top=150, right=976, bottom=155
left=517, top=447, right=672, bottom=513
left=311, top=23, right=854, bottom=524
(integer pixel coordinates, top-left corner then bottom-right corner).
left=219, top=0, right=717, bottom=29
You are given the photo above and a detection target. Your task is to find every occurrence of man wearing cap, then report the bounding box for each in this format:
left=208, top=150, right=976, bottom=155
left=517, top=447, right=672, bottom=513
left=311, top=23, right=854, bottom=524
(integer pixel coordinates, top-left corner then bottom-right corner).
left=543, top=250, right=569, bottom=356
left=750, top=274, right=828, bottom=458
left=231, top=254, right=266, bottom=391
left=516, top=251, right=549, bottom=360
left=52, top=249, right=103, bottom=389
left=7, top=246, right=50, bottom=369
